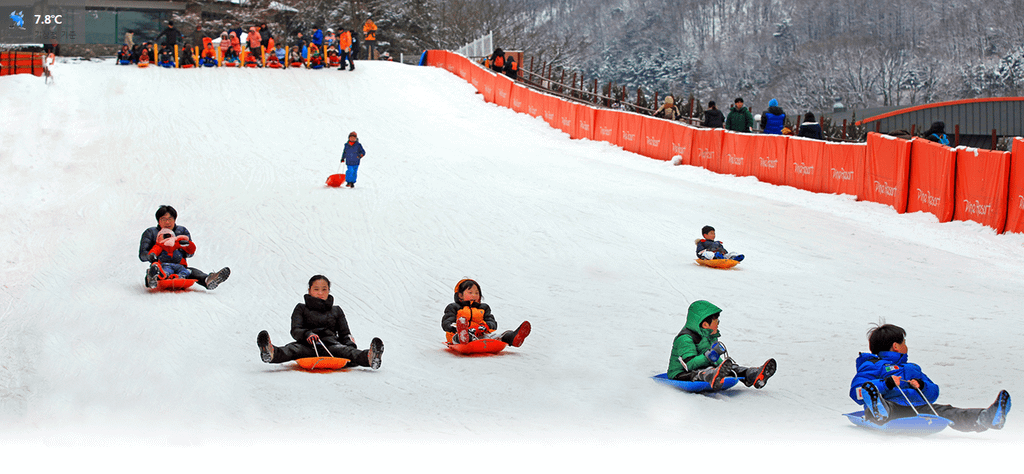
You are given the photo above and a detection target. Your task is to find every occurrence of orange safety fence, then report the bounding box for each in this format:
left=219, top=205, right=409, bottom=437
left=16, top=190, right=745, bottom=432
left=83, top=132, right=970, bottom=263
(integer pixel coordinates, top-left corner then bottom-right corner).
left=617, top=110, right=643, bottom=154
left=556, top=97, right=576, bottom=136
left=720, top=132, right=767, bottom=178
left=640, top=116, right=675, bottom=161
left=858, top=132, right=911, bottom=213
left=541, top=94, right=560, bottom=130
left=953, top=147, right=1011, bottom=233
left=0, top=52, right=45, bottom=77
left=510, top=82, right=530, bottom=115
left=1008, top=139, right=1024, bottom=234
left=691, top=128, right=724, bottom=171
left=493, top=74, right=513, bottom=109
left=573, top=102, right=595, bottom=141
left=593, top=109, right=620, bottom=146
left=754, top=134, right=790, bottom=186
left=669, top=123, right=696, bottom=165
left=906, top=138, right=957, bottom=223
left=424, top=51, right=1024, bottom=234
left=525, top=87, right=544, bottom=119
left=823, top=141, right=865, bottom=196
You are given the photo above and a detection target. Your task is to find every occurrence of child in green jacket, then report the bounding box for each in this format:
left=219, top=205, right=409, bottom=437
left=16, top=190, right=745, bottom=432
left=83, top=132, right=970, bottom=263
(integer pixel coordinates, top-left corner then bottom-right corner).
left=668, top=300, right=776, bottom=389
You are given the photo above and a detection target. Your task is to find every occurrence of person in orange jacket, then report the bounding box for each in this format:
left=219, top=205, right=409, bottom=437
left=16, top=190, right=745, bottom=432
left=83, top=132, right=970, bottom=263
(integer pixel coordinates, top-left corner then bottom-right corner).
left=337, top=29, right=353, bottom=70
left=362, top=16, right=377, bottom=60
left=441, top=279, right=531, bottom=347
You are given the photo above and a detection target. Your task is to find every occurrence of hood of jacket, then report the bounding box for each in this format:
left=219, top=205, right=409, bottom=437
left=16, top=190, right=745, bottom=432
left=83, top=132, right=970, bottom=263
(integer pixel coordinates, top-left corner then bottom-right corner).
left=855, top=350, right=906, bottom=368
left=766, top=105, right=784, bottom=116
left=683, top=300, right=722, bottom=334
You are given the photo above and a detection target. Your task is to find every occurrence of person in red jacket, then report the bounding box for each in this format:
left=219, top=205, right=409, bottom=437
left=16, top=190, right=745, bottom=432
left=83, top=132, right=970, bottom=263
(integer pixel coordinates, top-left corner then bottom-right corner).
left=256, top=274, right=384, bottom=369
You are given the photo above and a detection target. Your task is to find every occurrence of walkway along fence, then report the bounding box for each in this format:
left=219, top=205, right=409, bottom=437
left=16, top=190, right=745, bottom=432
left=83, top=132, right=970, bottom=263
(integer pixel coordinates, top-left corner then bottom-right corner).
left=423, top=50, right=1024, bottom=235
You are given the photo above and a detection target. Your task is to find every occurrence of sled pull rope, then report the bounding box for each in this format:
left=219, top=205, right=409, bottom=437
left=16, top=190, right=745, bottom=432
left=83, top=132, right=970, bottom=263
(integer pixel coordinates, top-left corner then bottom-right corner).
left=896, top=385, right=921, bottom=415
left=914, top=386, right=940, bottom=416
left=313, top=339, right=335, bottom=358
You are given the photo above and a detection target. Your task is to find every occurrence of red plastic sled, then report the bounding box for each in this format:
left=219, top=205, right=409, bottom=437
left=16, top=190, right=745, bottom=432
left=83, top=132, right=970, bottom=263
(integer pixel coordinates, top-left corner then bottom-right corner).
left=295, top=357, right=350, bottom=370
left=155, top=278, right=197, bottom=290
left=695, top=259, right=740, bottom=269
left=326, top=173, right=346, bottom=187
left=446, top=338, right=508, bottom=355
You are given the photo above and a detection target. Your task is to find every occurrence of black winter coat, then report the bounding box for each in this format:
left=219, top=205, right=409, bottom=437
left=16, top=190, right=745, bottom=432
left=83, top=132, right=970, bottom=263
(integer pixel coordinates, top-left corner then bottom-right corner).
left=702, top=109, right=725, bottom=128
left=155, top=27, right=183, bottom=47
left=290, top=294, right=355, bottom=346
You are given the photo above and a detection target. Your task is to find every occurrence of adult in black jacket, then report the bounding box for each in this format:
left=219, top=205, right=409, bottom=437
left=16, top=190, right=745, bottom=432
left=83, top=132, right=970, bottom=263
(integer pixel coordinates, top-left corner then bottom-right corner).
left=257, top=275, right=384, bottom=369
left=701, top=101, right=725, bottom=128
left=154, top=21, right=183, bottom=48
left=138, top=205, right=230, bottom=289
left=259, top=22, right=272, bottom=50
left=797, top=112, right=824, bottom=140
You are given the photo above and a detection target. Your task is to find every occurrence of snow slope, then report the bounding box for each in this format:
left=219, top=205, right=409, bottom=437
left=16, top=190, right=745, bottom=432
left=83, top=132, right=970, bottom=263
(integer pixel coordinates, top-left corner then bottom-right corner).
left=1, top=59, right=1023, bottom=471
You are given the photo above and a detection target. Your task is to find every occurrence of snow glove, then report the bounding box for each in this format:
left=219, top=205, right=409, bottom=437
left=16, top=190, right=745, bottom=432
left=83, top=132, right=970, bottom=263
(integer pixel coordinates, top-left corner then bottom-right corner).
left=704, top=342, right=727, bottom=363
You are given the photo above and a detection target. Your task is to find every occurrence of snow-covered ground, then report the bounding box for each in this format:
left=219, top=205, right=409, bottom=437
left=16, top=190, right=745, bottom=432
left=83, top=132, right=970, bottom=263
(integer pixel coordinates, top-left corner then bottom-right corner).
left=1, top=59, right=1022, bottom=471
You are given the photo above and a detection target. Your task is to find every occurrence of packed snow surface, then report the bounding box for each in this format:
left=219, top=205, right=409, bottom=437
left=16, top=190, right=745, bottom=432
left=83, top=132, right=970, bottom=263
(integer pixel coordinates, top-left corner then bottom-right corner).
left=1, top=59, right=1022, bottom=471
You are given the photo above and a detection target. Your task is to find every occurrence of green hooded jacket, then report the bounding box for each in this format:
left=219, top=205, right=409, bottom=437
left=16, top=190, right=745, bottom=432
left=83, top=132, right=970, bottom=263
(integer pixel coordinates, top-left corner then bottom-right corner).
left=724, top=105, right=754, bottom=132
left=667, top=300, right=723, bottom=379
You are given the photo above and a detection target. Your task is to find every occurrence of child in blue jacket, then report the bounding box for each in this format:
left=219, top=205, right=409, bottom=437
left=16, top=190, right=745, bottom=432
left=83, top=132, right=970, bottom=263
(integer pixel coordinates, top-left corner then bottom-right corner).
left=851, top=324, right=1011, bottom=432
left=341, top=131, right=366, bottom=188
left=695, top=225, right=744, bottom=261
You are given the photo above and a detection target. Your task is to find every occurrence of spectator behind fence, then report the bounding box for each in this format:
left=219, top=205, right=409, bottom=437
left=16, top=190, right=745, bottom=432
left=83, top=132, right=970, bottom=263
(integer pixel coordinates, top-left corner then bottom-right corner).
left=702, top=101, right=724, bottom=128
left=761, top=99, right=787, bottom=135
left=725, top=98, right=754, bottom=133
left=363, top=16, right=377, bottom=59
left=489, top=48, right=505, bottom=73
left=653, top=95, right=681, bottom=120
left=797, top=112, right=824, bottom=140
left=922, top=121, right=950, bottom=146
left=503, top=54, right=518, bottom=79
left=154, top=21, right=183, bottom=49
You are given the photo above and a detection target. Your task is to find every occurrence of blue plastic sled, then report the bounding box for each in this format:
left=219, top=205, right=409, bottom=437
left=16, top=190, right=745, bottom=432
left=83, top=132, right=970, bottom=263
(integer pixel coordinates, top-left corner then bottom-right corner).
left=844, top=411, right=951, bottom=436
left=652, top=373, right=739, bottom=393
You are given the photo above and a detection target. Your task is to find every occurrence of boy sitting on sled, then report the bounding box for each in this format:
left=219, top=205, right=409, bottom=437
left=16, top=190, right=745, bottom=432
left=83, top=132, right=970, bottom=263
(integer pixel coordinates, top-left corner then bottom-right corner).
left=667, top=300, right=775, bottom=389
left=851, top=324, right=1011, bottom=431
left=695, top=225, right=744, bottom=261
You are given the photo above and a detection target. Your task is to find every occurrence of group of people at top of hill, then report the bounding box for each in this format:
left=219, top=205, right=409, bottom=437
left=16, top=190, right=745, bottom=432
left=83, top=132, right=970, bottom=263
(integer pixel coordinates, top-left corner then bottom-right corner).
left=116, top=16, right=388, bottom=69
left=650, top=95, right=826, bottom=140
left=484, top=48, right=520, bottom=80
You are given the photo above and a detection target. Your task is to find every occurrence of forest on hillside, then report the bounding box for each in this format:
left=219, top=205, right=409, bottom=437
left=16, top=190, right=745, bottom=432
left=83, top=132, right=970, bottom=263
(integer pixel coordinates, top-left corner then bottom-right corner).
left=188, top=0, right=1024, bottom=114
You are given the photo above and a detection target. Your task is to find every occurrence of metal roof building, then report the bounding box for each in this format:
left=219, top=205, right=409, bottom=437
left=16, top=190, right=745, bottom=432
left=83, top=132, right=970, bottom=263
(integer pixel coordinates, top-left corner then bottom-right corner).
left=853, top=97, right=1024, bottom=149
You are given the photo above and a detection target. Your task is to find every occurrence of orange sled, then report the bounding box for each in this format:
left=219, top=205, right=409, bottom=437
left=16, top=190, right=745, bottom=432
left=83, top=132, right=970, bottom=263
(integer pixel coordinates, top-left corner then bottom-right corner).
left=326, top=173, right=346, bottom=187
left=446, top=338, right=508, bottom=355
left=295, top=340, right=350, bottom=370
left=695, top=259, right=740, bottom=269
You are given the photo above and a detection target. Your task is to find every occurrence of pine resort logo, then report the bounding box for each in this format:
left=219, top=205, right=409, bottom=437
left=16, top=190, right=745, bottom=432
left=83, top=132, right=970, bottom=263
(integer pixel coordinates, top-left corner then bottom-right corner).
left=916, top=188, right=941, bottom=207
left=697, top=148, right=715, bottom=162
left=646, top=136, right=660, bottom=147
left=759, top=157, right=777, bottom=169
left=561, top=117, right=572, bottom=127
left=831, top=168, right=854, bottom=181
left=874, top=180, right=898, bottom=197
left=727, top=154, right=743, bottom=166
left=793, top=162, right=814, bottom=175
left=528, top=105, right=538, bottom=115
left=621, top=130, right=636, bottom=142
left=544, top=111, right=555, bottom=121
left=512, top=98, right=522, bottom=108
left=671, top=142, right=687, bottom=154
left=579, top=120, right=590, bottom=132
left=963, top=200, right=993, bottom=216
left=598, top=126, right=613, bottom=137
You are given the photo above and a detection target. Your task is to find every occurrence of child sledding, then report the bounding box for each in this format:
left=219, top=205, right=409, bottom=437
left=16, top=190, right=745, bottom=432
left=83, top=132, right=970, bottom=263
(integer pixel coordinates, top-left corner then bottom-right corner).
left=848, top=324, right=1011, bottom=434
left=138, top=205, right=230, bottom=291
left=256, top=274, right=384, bottom=370
left=695, top=225, right=744, bottom=268
left=662, top=300, right=776, bottom=392
left=441, top=279, right=531, bottom=355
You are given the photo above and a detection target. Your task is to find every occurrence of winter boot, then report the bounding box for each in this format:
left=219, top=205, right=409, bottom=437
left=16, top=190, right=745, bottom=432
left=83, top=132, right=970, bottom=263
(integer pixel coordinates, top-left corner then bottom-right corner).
left=146, top=264, right=160, bottom=288
left=368, top=337, right=384, bottom=369
left=205, top=267, right=231, bottom=290
left=747, top=358, right=776, bottom=389
left=510, top=321, right=531, bottom=347
left=699, top=359, right=734, bottom=390
left=861, top=382, right=891, bottom=424
left=977, top=390, right=1011, bottom=430
left=455, top=317, right=471, bottom=344
left=257, top=330, right=274, bottom=363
